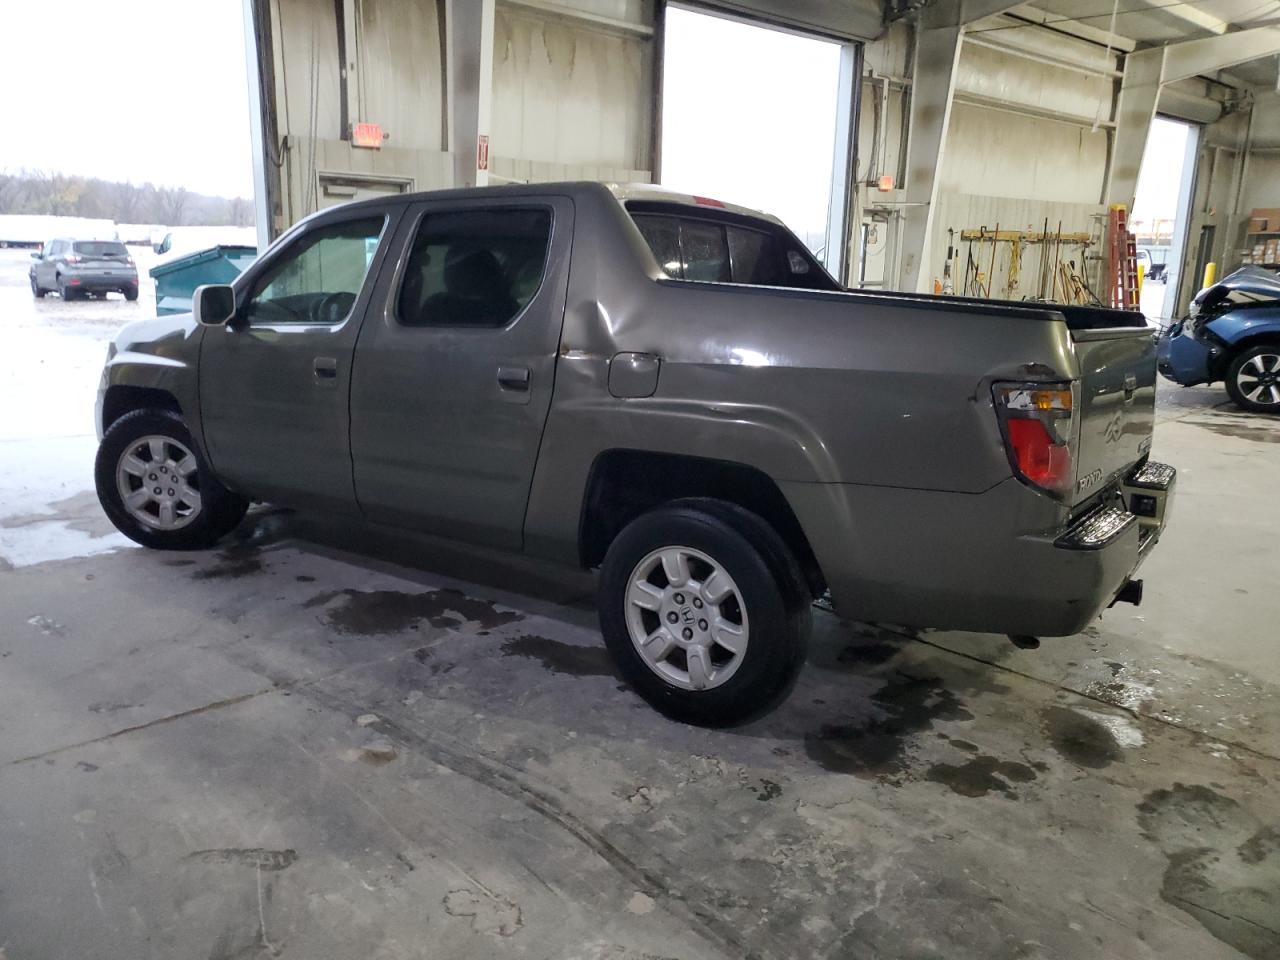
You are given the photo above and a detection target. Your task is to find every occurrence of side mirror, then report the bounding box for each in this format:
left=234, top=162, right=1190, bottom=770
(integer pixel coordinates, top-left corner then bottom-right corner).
left=193, top=284, right=236, bottom=327
left=31, top=251, right=42, bottom=260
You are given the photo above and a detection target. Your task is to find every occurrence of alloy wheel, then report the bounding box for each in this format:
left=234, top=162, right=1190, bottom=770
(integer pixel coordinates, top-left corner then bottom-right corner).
left=115, top=435, right=203, bottom=530
left=624, top=545, right=749, bottom=691
left=1237, top=353, right=1280, bottom=407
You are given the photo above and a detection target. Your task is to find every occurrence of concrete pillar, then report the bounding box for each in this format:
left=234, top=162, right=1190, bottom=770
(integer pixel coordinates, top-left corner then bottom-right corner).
left=896, top=23, right=962, bottom=292
left=446, top=0, right=496, bottom=188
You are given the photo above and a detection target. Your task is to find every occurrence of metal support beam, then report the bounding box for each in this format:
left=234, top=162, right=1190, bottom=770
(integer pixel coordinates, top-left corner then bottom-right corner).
left=922, top=0, right=1026, bottom=29
left=1162, top=26, right=1280, bottom=85
left=339, top=0, right=360, bottom=137
left=825, top=44, right=861, bottom=283
left=242, top=0, right=275, bottom=248
left=1106, top=47, right=1164, bottom=211
left=896, top=23, right=963, bottom=292
left=446, top=0, right=496, bottom=188
left=1107, top=26, right=1280, bottom=210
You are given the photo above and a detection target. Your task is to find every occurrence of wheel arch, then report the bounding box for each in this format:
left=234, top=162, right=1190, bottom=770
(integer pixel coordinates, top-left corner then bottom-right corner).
left=100, top=385, right=183, bottom=435
left=578, top=449, right=826, bottom=597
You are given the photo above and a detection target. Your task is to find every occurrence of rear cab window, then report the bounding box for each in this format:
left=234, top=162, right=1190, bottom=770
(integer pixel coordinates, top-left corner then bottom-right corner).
left=74, top=241, right=129, bottom=259
left=627, top=202, right=840, bottom=292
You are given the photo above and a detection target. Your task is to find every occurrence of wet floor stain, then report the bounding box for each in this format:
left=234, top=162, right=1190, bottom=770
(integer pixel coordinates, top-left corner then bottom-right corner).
left=834, top=640, right=901, bottom=667
left=192, top=546, right=264, bottom=581
left=1188, top=420, right=1280, bottom=443
left=1138, top=783, right=1280, bottom=959
left=500, top=634, right=616, bottom=678
left=750, top=778, right=783, bottom=802
left=925, top=755, right=1037, bottom=798
left=804, top=674, right=975, bottom=779
left=295, top=574, right=316, bottom=583
left=161, top=558, right=196, bottom=567
left=183, top=847, right=297, bottom=871
left=1040, top=705, right=1123, bottom=768
left=0, top=490, right=118, bottom=539
left=307, top=587, right=523, bottom=635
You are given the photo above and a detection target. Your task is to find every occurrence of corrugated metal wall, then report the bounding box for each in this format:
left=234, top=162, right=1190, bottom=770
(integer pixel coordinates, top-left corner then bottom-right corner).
left=491, top=6, right=653, bottom=180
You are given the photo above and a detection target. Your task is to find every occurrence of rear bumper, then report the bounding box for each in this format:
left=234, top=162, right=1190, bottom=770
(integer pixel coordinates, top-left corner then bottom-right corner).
left=65, top=270, right=138, bottom=291
left=784, top=461, right=1175, bottom=638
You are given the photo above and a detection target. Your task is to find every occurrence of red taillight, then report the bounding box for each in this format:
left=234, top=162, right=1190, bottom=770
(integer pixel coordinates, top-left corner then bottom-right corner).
left=64, top=255, right=82, bottom=264
left=994, top=382, right=1076, bottom=498
left=1006, top=418, right=1073, bottom=489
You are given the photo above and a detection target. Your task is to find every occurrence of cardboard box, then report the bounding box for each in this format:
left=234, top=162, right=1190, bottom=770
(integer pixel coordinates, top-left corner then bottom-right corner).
left=1252, top=208, right=1280, bottom=231
left=1254, top=244, right=1266, bottom=257
left=1266, top=239, right=1280, bottom=263
left=1249, top=217, right=1269, bottom=234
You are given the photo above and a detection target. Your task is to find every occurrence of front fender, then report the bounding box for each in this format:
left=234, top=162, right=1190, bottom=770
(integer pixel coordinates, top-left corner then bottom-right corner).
left=96, top=315, right=204, bottom=444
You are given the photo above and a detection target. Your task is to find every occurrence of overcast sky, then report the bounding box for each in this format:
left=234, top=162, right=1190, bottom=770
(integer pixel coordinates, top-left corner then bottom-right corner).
left=0, top=0, right=254, bottom=199
left=660, top=6, right=842, bottom=250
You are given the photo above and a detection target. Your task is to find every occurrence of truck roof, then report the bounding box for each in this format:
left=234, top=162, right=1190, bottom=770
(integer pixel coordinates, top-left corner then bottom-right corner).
left=602, top=183, right=785, bottom=226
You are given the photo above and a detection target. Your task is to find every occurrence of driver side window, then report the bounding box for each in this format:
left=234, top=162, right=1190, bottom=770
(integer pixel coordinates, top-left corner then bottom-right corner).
left=245, top=216, right=385, bottom=325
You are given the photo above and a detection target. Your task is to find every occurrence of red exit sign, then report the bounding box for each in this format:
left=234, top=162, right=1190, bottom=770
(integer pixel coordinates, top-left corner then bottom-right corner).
left=352, top=122, right=383, bottom=149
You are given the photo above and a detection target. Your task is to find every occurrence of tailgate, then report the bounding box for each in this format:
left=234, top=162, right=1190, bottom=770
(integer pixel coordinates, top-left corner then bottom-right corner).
left=1070, top=328, right=1156, bottom=506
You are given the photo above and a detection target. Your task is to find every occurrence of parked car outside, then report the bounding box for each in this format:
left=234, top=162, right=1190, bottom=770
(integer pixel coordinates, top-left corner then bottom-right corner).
left=1157, top=266, right=1280, bottom=413
left=93, top=182, right=1174, bottom=725
left=30, top=238, right=139, bottom=301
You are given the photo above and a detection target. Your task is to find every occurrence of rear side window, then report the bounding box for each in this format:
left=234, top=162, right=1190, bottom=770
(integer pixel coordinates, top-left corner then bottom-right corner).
left=74, top=241, right=128, bottom=258
left=397, top=208, right=552, bottom=328
left=631, top=212, right=831, bottom=290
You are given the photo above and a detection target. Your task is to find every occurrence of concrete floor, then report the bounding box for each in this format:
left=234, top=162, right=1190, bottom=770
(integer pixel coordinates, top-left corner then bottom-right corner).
left=1, top=247, right=1278, bottom=960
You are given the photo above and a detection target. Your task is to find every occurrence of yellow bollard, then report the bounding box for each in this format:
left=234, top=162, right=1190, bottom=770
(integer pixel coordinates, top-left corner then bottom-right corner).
left=1203, top=262, right=1218, bottom=288
left=1137, top=263, right=1145, bottom=294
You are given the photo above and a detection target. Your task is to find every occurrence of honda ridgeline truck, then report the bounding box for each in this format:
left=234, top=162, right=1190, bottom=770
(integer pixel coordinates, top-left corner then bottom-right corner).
left=94, top=182, right=1175, bottom=725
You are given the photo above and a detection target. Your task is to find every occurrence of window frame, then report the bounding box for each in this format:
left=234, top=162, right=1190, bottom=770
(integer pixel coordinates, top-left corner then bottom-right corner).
left=238, top=212, right=390, bottom=329
left=391, top=203, right=556, bottom=332
left=625, top=201, right=841, bottom=292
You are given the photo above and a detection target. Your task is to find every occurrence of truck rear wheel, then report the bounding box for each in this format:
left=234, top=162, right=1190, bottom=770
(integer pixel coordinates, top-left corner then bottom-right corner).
left=1226, top=344, right=1280, bottom=413
left=598, top=499, right=811, bottom=726
left=95, top=409, right=249, bottom=550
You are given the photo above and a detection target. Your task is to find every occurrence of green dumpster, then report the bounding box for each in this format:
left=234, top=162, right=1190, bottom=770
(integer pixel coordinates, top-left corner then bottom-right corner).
left=149, top=245, right=258, bottom=316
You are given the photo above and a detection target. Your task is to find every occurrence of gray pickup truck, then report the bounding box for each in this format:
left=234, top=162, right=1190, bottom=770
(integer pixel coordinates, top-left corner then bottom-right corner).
left=94, top=182, right=1174, bottom=725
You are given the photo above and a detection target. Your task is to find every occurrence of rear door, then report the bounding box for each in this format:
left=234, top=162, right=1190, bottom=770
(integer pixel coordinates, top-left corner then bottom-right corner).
left=1070, top=327, right=1157, bottom=505
left=199, top=209, right=397, bottom=512
left=350, top=196, right=573, bottom=548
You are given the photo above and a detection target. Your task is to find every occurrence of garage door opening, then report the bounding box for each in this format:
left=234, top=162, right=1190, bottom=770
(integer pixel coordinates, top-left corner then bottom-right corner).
left=1132, top=116, right=1198, bottom=322
left=658, top=5, right=855, bottom=277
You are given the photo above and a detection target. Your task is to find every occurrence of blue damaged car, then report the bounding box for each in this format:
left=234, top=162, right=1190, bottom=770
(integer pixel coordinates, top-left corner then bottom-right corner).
left=1157, top=266, right=1280, bottom=413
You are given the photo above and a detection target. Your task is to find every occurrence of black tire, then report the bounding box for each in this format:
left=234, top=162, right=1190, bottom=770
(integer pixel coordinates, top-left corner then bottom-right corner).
left=30, top=275, right=46, bottom=298
left=1225, top=344, right=1280, bottom=414
left=124, top=287, right=139, bottom=302
left=598, top=499, right=811, bottom=727
left=95, top=409, right=249, bottom=550
left=58, top=276, right=77, bottom=301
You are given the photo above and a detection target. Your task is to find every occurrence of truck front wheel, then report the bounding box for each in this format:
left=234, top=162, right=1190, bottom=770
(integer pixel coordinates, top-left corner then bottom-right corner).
left=95, top=409, right=249, bottom=550
left=598, top=500, right=811, bottom=726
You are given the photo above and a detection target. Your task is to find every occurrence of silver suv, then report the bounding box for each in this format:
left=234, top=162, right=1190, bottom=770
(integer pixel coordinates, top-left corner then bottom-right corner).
left=30, top=238, right=139, bottom=301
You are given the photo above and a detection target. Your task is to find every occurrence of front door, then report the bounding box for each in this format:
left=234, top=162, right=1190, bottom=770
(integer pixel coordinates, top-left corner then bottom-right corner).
left=37, top=241, right=59, bottom=287
left=198, top=210, right=397, bottom=512
left=350, top=197, right=573, bottom=548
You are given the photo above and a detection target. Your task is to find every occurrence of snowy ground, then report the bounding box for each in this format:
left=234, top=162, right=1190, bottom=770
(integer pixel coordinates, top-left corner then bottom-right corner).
left=0, top=246, right=162, bottom=567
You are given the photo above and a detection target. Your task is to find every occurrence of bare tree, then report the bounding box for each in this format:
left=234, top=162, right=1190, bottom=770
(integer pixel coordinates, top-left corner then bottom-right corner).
left=155, top=186, right=189, bottom=226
